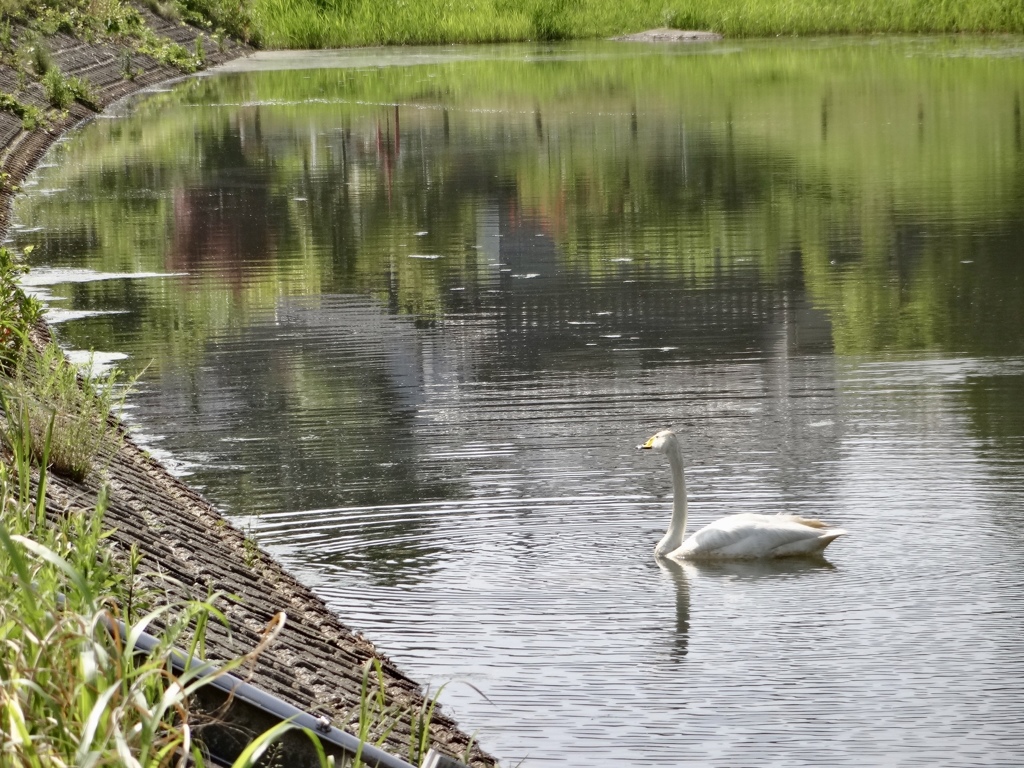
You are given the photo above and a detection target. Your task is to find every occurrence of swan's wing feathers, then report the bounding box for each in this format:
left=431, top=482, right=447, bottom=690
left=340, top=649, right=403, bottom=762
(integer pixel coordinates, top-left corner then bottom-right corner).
left=675, top=523, right=758, bottom=557
left=676, top=514, right=845, bottom=559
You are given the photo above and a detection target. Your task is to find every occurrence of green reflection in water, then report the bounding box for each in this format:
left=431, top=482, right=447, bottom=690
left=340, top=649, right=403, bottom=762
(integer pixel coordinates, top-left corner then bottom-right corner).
left=12, top=38, right=1024, bottom=582
left=15, top=38, right=1024, bottom=364
left=965, top=374, right=1024, bottom=455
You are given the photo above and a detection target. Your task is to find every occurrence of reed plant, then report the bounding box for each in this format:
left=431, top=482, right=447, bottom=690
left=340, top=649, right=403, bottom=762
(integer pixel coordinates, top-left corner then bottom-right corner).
left=352, top=659, right=471, bottom=768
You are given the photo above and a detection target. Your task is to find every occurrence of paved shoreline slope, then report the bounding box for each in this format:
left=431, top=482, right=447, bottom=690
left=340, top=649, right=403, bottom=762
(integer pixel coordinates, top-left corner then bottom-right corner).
left=1, top=7, right=495, bottom=765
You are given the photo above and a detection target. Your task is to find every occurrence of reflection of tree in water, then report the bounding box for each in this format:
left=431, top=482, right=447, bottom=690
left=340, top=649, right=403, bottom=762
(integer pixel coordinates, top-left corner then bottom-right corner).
left=169, top=111, right=290, bottom=282
left=20, top=51, right=1024, bottom=365
left=149, top=297, right=463, bottom=584
left=963, top=373, right=1024, bottom=459
left=804, top=212, right=1024, bottom=358
left=15, top=45, right=1024, bottom=591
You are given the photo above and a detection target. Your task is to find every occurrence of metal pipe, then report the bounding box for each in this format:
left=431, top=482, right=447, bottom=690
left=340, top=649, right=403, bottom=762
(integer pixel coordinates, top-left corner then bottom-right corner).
left=129, top=624, right=412, bottom=768
left=60, top=593, right=469, bottom=768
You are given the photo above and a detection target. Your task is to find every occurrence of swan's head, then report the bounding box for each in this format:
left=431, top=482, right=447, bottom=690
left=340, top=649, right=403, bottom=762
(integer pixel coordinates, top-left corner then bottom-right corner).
left=638, top=429, right=678, bottom=454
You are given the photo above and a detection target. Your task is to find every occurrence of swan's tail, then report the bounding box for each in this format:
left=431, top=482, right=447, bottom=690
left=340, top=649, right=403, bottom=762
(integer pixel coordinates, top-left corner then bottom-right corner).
left=819, top=528, right=847, bottom=543
left=771, top=527, right=847, bottom=556
left=776, top=514, right=832, bottom=529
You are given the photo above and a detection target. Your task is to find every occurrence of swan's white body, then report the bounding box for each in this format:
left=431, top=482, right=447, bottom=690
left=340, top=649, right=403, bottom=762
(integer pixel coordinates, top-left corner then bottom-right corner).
left=640, top=430, right=847, bottom=560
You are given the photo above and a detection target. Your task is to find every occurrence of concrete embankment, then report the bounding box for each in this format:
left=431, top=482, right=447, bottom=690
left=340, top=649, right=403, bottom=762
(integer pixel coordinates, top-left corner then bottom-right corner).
left=0, top=8, right=495, bottom=766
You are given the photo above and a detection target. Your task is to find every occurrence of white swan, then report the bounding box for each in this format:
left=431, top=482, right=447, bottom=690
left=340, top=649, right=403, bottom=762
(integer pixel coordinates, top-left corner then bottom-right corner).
left=639, top=430, right=847, bottom=560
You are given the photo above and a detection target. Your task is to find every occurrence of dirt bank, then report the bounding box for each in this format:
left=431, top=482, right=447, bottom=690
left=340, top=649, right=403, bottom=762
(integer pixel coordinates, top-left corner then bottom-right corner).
left=0, top=7, right=495, bottom=766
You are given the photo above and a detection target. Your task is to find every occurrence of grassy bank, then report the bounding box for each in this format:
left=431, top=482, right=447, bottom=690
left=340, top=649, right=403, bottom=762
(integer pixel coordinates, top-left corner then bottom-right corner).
left=666, top=0, right=1024, bottom=36
left=249, top=0, right=667, bottom=48
left=246, top=0, right=1024, bottom=48
left=5, top=0, right=1017, bottom=53
left=0, top=2, right=292, bottom=762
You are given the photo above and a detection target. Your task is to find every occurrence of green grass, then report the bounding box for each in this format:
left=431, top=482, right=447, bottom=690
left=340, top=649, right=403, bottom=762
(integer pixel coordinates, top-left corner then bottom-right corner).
left=41, top=66, right=98, bottom=110
left=1, top=339, right=130, bottom=481
left=666, top=0, right=1024, bottom=36
left=244, top=0, right=1024, bottom=48
left=249, top=0, right=669, bottom=48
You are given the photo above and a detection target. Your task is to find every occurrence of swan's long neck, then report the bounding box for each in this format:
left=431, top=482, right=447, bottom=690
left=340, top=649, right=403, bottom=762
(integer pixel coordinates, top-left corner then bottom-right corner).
left=655, top=440, right=688, bottom=557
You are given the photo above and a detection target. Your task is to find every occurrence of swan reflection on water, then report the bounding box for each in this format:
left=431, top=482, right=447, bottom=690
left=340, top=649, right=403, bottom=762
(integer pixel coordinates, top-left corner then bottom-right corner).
left=681, top=556, right=837, bottom=580
left=655, top=556, right=837, bottom=661
left=656, top=558, right=691, bottom=660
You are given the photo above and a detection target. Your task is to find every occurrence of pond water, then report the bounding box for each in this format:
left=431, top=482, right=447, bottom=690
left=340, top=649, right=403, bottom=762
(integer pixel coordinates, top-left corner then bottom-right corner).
left=11, top=38, right=1024, bottom=766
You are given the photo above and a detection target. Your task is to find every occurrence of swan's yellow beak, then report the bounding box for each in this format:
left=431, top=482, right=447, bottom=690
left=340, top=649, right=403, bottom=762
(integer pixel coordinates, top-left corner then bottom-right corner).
left=638, top=436, right=656, bottom=450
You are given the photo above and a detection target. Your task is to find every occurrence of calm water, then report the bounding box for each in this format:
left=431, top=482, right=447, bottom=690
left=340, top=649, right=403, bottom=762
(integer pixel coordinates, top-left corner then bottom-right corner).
left=11, top=38, right=1024, bottom=766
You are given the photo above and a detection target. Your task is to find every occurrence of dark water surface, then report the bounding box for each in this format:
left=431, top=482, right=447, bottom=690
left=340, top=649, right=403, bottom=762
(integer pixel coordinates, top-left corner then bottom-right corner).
left=11, top=38, right=1024, bottom=766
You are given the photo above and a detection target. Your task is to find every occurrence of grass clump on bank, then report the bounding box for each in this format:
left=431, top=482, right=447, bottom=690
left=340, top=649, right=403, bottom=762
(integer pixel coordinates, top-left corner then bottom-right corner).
left=2, top=340, right=128, bottom=481
left=0, top=247, right=124, bottom=482
left=41, top=66, right=99, bottom=110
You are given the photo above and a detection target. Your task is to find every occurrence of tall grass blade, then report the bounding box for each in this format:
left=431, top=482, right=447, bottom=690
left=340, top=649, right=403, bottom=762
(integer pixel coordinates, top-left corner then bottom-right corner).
left=76, top=682, right=120, bottom=763
left=11, top=534, right=96, bottom=606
